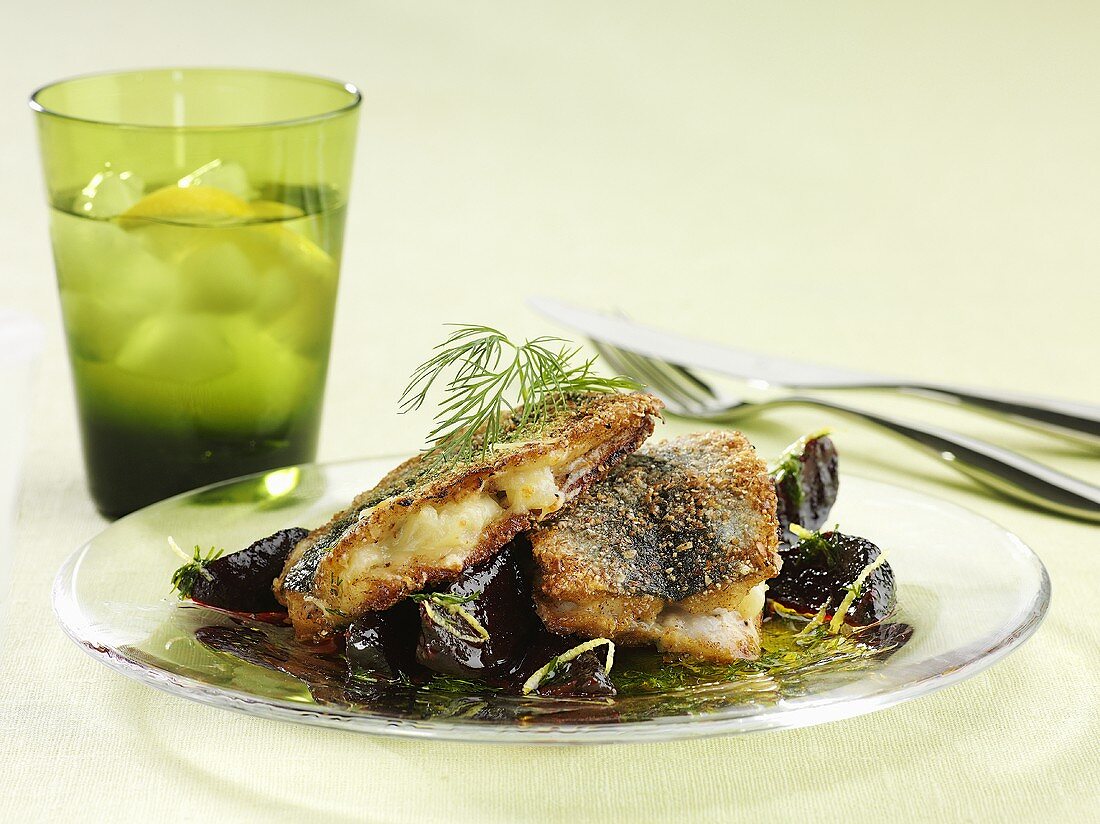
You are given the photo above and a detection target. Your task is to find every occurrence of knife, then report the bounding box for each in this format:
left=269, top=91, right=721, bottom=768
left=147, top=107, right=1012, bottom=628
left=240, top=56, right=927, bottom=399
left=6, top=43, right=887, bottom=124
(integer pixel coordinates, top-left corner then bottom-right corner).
left=528, top=296, right=1100, bottom=442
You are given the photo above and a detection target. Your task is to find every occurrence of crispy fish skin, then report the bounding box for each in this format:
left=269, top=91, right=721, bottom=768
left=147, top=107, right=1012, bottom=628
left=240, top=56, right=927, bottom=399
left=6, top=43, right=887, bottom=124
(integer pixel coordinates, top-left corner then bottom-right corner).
left=276, top=392, right=663, bottom=642
left=530, top=430, right=780, bottom=663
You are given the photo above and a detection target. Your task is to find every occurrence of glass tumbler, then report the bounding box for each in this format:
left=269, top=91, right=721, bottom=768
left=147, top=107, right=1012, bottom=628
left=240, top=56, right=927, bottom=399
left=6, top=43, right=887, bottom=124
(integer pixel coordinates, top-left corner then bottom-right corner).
left=31, top=69, right=360, bottom=517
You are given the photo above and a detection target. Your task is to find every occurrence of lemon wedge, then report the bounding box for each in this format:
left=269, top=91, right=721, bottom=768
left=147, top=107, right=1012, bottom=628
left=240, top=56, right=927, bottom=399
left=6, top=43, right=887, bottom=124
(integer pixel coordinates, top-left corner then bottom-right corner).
left=120, top=184, right=253, bottom=226
left=250, top=200, right=304, bottom=220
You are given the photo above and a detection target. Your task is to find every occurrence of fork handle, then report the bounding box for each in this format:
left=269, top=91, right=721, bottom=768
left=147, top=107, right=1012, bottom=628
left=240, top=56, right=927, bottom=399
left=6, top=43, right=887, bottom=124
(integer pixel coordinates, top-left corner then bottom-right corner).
left=897, top=383, right=1100, bottom=443
left=785, top=396, right=1100, bottom=521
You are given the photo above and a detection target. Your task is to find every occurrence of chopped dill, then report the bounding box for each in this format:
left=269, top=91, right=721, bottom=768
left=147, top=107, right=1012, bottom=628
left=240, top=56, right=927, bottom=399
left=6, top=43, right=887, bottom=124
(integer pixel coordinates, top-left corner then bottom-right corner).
left=421, top=674, right=495, bottom=695
left=789, top=523, right=841, bottom=565
left=610, top=615, right=904, bottom=700
left=411, top=590, right=490, bottom=644
left=410, top=591, right=480, bottom=608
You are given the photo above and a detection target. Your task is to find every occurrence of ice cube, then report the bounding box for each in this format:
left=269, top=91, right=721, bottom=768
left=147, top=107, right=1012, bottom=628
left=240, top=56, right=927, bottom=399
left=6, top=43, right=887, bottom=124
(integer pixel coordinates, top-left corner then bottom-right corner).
left=50, top=216, right=179, bottom=310
left=252, top=266, right=300, bottom=322
left=59, top=292, right=144, bottom=363
left=71, top=167, right=144, bottom=219
left=115, top=313, right=237, bottom=384
left=178, top=160, right=257, bottom=201
left=245, top=226, right=338, bottom=356
left=179, top=241, right=260, bottom=313
left=253, top=260, right=338, bottom=358
left=263, top=280, right=336, bottom=357
left=71, top=360, right=186, bottom=430
left=192, top=318, right=317, bottom=433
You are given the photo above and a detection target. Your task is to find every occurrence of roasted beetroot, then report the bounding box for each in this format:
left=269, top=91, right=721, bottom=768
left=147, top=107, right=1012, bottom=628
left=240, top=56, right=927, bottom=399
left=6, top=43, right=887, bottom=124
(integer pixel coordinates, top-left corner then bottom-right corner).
left=346, top=600, right=424, bottom=680
left=513, top=633, right=617, bottom=697
left=410, top=542, right=617, bottom=697
left=771, top=433, right=839, bottom=544
left=415, top=545, right=539, bottom=677
left=174, top=527, right=307, bottom=615
left=769, top=529, right=895, bottom=627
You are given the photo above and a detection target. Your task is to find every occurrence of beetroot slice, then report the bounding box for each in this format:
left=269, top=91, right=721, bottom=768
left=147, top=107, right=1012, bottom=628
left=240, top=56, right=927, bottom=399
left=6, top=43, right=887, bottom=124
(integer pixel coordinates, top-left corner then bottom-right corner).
left=773, top=435, right=839, bottom=545
left=414, top=545, right=538, bottom=678
left=190, top=527, right=308, bottom=614
left=769, top=530, right=895, bottom=627
left=346, top=600, right=424, bottom=681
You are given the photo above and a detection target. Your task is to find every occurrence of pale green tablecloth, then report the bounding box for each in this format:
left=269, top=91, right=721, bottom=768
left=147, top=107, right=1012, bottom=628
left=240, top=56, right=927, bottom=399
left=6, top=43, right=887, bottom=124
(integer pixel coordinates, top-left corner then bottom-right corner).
left=2, top=2, right=1098, bottom=821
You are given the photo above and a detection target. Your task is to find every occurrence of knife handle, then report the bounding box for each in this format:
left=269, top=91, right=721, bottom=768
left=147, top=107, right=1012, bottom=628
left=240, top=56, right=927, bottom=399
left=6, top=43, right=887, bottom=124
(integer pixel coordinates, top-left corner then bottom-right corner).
left=897, top=384, right=1100, bottom=444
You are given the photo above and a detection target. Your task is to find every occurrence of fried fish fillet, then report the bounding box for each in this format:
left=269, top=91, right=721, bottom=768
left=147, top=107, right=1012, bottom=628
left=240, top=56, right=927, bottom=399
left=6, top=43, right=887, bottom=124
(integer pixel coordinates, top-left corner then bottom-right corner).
left=276, top=392, right=663, bottom=641
left=530, top=431, right=780, bottom=663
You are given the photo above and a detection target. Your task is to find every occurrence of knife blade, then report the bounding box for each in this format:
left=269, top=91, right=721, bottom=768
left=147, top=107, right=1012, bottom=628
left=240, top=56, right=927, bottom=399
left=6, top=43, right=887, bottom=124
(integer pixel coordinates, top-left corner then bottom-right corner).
left=527, top=296, right=1100, bottom=439
left=529, top=296, right=897, bottom=388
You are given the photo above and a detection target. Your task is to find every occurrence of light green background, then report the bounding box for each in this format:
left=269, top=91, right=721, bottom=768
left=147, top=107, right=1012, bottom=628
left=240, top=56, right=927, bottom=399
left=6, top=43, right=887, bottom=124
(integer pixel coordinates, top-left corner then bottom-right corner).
left=2, top=2, right=1097, bottom=822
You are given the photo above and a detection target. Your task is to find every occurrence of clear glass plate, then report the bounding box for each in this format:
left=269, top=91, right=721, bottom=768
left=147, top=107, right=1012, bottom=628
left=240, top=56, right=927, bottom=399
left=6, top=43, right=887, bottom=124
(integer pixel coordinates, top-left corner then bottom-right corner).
left=52, top=456, right=1050, bottom=744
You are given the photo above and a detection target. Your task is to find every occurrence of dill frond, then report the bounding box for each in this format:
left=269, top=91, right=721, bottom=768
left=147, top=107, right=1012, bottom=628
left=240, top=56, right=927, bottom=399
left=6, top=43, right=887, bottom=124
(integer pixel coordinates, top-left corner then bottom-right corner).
left=168, top=538, right=224, bottom=600
left=398, top=324, right=640, bottom=463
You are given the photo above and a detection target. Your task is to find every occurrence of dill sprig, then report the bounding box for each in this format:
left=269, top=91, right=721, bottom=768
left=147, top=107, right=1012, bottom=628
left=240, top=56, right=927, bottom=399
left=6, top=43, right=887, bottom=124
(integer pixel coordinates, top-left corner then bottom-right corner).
left=410, top=591, right=480, bottom=608
left=167, top=536, right=224, bottom=600
left=398, top=324, right=640, bottom=463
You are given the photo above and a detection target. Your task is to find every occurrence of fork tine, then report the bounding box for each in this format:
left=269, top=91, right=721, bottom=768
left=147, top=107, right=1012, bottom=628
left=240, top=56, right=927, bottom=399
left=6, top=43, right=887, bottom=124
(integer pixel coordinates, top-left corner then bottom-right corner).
left=667, top=362, right=720, bottom=402
left=634, top=354, right=718, bottom=409
left=605, top=310, right=722, bottom=404
left=591, top=340, right=645, bottom=391
left=591, top=341, right=674, bottom=405
left=620, top=349, right=708, bottom=413
left=596, top=342, right=700, bottom=413
left=620, top=349, right=695, bottom=409
left=590, top=338, right=630, bottom=377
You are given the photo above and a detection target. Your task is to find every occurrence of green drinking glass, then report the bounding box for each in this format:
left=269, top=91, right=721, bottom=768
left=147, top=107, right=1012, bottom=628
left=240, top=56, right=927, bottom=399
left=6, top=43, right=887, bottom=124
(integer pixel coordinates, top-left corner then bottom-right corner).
left=31, top=69, right=361, bottom=518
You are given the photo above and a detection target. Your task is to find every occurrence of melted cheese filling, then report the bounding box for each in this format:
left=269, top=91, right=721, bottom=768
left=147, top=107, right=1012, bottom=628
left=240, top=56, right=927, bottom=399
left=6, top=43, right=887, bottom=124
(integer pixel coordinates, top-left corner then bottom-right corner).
left=388, top=495, right=505, bottom=568
left=494, top=465, right=564, bottom=514
left=345, top=463, right=565, bottom=577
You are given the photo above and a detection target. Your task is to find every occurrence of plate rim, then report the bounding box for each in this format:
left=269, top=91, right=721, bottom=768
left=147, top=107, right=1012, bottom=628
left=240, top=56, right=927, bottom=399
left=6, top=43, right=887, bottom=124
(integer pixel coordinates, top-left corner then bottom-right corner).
left=52, top=460, right=1052, bottom=745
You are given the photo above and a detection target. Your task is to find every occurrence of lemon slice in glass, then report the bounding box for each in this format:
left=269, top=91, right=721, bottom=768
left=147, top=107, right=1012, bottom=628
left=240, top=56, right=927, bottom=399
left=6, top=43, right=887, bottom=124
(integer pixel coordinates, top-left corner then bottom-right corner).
left=250, top=200, right=304, bottom=220
left=120, top=185, right=253, bottom=226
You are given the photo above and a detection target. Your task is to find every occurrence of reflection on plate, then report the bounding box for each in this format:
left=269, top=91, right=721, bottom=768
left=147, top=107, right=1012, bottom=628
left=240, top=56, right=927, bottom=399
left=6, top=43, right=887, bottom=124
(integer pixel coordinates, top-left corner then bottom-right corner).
left=53, top=458, right=1049, bottom=744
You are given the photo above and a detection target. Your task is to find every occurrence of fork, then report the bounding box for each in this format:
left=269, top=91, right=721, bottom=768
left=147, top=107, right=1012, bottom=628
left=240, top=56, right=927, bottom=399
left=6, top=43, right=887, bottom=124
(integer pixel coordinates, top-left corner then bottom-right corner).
left=594, top=341, right=1100, bottom=522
